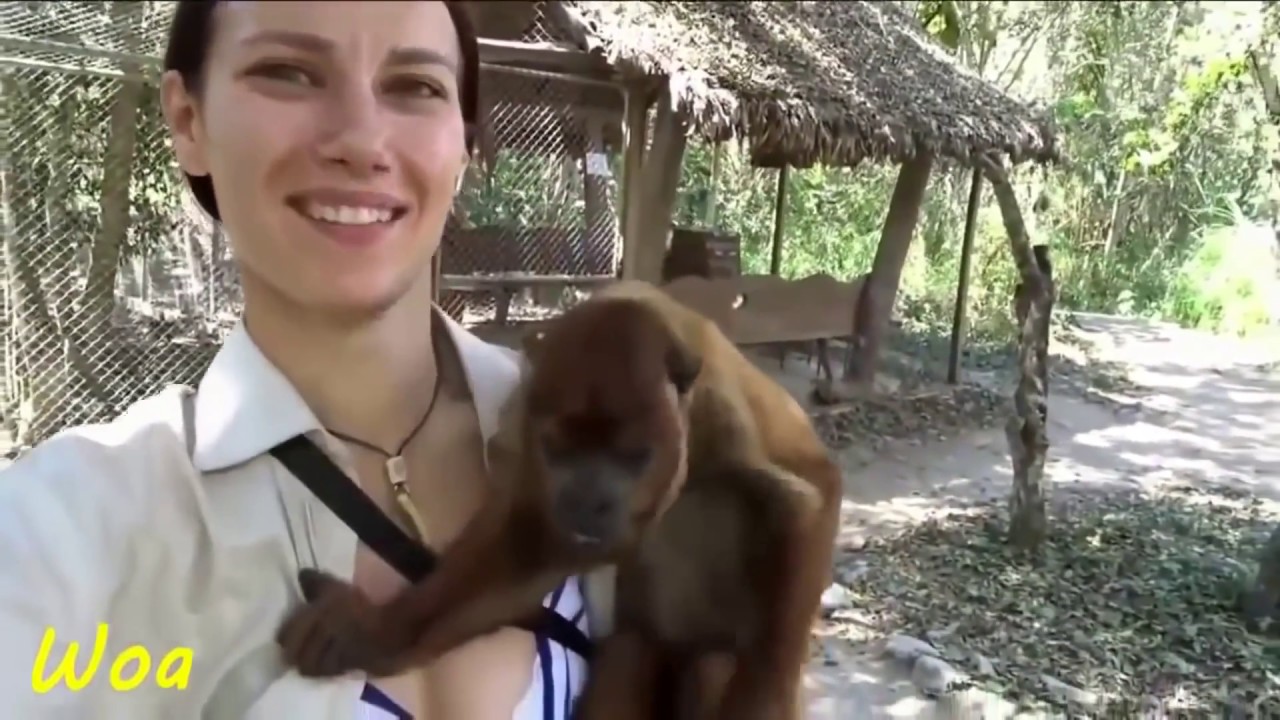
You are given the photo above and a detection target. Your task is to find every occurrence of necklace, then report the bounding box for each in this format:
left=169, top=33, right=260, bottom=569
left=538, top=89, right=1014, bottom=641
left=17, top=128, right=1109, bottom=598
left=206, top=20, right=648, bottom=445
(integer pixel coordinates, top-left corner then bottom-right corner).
left=327, top=366, right=442, bottom=544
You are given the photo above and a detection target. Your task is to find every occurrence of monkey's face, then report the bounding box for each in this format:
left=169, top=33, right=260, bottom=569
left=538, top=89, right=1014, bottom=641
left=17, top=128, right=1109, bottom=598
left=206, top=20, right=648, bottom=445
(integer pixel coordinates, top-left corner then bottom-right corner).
left=523, top=299, right=701, bottom=555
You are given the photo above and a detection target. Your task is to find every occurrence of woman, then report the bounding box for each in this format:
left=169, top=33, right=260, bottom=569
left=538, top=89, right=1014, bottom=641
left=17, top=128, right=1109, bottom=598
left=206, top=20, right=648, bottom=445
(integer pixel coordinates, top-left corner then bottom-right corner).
left=0, top=2, right=593, bottom=719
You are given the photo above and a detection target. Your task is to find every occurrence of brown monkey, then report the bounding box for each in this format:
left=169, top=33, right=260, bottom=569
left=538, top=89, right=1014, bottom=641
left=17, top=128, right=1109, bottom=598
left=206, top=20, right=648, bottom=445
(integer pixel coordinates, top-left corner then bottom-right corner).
left=276, top=280, right=843, bottom=720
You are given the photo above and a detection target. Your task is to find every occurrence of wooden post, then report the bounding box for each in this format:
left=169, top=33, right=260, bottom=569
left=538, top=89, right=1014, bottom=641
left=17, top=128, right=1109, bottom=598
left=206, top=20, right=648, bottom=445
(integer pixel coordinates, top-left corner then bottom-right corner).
left=769, top=165, right=789, bottom=276
left=976, top=154, right=1054, bottom=554
left=626, top=84, right=688, bottom=283
left=946, top=167, right=984, bottom=384
left=582, top=115, right=611, bottom=276
left=846, top=153, right=935, bottom=383
left=619, top=84, right=650, bottom=280
left=430, top=251, right=441, bottom=304
left=705, top=142, right=722, bottom=227
left=1023, top=244, right=1054, bottom=425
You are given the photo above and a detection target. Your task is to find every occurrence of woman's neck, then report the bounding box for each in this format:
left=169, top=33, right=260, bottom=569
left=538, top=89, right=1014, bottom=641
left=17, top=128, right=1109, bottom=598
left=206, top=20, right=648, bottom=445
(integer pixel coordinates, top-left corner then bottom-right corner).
left=243, top=277, right=441, bottom=453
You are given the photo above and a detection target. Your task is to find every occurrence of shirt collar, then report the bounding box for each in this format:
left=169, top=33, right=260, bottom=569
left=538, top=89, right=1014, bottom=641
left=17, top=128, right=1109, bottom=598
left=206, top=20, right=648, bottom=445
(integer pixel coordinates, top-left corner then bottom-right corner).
left=191, top=308, right=519, bottom=473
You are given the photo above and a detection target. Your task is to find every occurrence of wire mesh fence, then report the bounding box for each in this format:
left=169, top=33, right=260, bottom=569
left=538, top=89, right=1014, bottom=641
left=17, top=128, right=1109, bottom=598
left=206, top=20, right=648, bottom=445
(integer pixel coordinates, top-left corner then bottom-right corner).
left=445, top=65, right=623, bottom=278
left=439, top=2, right=625, bottom=324
left=1, top=1, right=237, bottom=449
left=0, top=0, right=629, bottom=447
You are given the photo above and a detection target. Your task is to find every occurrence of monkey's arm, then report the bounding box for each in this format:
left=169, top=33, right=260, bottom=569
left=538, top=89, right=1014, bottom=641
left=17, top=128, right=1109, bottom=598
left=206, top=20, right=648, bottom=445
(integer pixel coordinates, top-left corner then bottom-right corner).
left=714, top=459, right=840, bottom=720
left=573, top=630, right=663, bottom=720
left=377, top=521, right=578, bottom=670
left=277, top=503, right=578, bottom=678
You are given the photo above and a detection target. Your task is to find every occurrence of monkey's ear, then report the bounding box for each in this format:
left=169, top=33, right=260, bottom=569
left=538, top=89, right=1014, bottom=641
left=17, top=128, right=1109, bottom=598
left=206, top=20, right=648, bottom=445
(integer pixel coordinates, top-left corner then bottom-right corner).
left=664, top=336, right=702, bottom=396
left=521, top=329, right=547, bottom=362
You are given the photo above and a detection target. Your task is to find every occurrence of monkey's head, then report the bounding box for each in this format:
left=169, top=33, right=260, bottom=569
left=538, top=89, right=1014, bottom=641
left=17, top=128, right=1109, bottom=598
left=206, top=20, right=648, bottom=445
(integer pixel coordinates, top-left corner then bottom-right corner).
left=521, top=298, right=701, bottom=556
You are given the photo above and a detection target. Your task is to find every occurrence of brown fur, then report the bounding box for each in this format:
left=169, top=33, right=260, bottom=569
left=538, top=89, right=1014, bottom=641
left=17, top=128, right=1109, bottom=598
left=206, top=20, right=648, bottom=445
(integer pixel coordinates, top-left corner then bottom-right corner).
left=275, top=280, right=843, bottom=720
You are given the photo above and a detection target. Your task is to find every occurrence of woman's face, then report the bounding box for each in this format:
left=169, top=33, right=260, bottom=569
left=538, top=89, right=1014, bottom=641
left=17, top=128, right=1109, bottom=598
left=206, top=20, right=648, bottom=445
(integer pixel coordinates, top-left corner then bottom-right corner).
left=162, top=1, right=468, bottom=318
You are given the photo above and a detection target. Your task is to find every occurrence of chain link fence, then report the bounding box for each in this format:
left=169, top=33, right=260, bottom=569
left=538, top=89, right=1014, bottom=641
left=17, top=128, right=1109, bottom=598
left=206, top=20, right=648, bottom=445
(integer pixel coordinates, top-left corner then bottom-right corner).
left=440, top=2, right=625, bottom=324
left=1, top=1, right=239, bottom=449
left=0, top=1, right=628, bottom=448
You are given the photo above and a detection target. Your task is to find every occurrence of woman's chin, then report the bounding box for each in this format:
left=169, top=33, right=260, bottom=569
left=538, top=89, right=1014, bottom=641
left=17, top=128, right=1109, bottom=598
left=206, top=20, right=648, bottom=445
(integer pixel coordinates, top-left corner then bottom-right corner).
left=311, top=275, right=423, bottom=320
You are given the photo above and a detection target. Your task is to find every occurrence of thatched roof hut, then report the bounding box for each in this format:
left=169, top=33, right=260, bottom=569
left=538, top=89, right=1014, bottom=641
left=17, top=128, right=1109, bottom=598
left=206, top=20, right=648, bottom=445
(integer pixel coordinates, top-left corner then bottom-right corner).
left=555, top=1, right=1059, bottom=168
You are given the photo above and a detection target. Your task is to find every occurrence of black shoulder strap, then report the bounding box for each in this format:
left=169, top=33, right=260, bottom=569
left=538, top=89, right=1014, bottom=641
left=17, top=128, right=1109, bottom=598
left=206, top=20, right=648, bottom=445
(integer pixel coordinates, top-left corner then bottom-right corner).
left=268, top=435, right=594, bottom=661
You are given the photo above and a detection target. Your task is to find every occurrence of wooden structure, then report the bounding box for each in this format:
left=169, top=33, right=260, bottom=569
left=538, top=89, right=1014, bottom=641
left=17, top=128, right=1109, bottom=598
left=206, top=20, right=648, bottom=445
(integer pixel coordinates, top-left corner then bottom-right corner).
left=441, top=3, right=628, bottom=323
left=662, top=228, right=742, bottom=281
left=664, top=273, right=868, bottom=381
left=459, top=2, right=1061, bottom=382
left=474, top=272, right=867, bottom=376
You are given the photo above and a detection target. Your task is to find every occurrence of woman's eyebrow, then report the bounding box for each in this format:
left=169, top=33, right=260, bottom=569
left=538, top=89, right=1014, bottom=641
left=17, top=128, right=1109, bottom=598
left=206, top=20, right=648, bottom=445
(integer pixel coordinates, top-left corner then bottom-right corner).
left=386, top=46, right=458, bottom=73
left=241, top=29, right=333, bottom=54
left=240, top=29, right=458, bottom=74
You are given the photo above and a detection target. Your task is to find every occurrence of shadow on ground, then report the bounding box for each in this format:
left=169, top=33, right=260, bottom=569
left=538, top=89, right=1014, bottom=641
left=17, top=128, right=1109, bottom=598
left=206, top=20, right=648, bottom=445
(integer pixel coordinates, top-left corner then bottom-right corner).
left=777, top=313, right=1280, bottom=718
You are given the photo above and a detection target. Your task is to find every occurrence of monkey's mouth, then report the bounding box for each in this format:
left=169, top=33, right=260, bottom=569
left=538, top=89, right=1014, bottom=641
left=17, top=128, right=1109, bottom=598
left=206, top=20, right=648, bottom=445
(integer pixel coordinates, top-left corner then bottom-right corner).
left=570, top=532, right=605, bottom=547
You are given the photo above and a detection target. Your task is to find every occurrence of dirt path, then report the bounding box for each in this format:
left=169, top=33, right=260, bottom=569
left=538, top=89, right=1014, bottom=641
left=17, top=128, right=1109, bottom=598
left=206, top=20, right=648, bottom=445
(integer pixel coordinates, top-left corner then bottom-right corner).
left=801, top=314, right=1280, bottom=718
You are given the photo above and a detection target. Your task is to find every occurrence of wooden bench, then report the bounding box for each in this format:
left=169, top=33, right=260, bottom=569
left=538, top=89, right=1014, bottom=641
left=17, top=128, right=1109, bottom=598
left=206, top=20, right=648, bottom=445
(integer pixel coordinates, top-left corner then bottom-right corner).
left=471, top=274, right=867, bottom=382
left=660, top=273, right=867, bottom=380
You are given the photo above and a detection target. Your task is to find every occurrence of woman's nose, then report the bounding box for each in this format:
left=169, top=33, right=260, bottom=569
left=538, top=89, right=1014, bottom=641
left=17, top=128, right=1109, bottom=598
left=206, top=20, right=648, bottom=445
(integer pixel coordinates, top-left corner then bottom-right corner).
left=316, top=85, right=392, bottom=176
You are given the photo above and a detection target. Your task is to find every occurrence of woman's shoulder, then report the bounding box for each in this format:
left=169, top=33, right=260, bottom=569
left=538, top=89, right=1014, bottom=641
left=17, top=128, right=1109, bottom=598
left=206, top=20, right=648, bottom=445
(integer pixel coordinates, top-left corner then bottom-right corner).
left=445, top=317, right=529, bottom=413
left=0, top=385, right=195, bottom=524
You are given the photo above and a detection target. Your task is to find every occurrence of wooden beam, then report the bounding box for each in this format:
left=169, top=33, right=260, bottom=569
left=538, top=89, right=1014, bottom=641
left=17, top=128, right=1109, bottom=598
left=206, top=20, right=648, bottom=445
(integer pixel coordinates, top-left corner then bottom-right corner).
left=629, top=86, right=689, bottom=283
left=846, top=152, right=935, bottom=384
left=619, top=85, right=652, bottom=280
left=582, top=117, right=619, bottom=276
left=704, top=143, right=722, bottom=227
left=431, top=251, right=442, bottom=304
left=478, top=38, right=612, bottom=79
left=769, top=165, right=790, bottom=276
left=481, top=74, right=625, bottom=116
left=946, top=167, right=984, bottom=384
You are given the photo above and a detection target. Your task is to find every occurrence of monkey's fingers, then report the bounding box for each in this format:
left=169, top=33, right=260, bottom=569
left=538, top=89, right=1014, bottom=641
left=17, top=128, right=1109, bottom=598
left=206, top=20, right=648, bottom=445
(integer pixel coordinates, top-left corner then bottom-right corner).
left=293, top=604, right=345, bottom=677
left=276, top=601, right=333, bottom=674
left=298, top=567, right=346, bottom=602
left=277, top=572, right=366, bottom=677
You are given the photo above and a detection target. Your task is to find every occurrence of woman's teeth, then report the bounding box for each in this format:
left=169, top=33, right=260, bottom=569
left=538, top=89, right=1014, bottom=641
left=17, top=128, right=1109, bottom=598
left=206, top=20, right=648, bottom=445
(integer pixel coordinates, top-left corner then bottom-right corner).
left=303, top=203, right=394, bottom=225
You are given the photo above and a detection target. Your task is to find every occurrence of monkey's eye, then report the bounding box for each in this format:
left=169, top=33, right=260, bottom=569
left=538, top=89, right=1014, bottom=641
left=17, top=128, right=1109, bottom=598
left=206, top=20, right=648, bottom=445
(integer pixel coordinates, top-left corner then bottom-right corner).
left=540, top=437, right=570, bottom=464
left=613, top=447, right=652, bottom=473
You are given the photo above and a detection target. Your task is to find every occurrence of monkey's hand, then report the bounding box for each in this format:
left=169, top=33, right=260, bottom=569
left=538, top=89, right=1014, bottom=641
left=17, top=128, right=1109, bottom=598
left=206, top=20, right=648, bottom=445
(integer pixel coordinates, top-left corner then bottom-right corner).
left=276, top=568, right=409, bottom=678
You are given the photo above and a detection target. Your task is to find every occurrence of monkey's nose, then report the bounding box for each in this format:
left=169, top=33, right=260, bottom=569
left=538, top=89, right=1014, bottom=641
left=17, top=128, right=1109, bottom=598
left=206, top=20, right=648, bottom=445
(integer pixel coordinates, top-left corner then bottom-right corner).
left=555, top=492, right=615, bottom=545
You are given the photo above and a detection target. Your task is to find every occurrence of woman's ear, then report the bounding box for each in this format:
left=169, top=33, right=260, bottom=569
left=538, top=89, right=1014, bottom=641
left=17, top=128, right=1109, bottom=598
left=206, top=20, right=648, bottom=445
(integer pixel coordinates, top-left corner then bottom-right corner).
left=160, top=70, right=210, bottom=178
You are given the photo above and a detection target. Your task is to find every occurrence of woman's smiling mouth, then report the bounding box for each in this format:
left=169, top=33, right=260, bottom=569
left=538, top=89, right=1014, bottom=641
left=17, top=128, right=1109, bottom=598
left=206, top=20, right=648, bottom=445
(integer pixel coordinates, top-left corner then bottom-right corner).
left=286, top=189, right=409, bottom=248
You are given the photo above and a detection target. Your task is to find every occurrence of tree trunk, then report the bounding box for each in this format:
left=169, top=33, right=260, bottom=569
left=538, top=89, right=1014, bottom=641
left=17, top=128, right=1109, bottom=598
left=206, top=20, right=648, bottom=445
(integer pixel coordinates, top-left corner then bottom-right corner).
left=977, top=153, right=1054, bottom=554
left=846, top=152, right=935, bottom=384
left=2, top=143, right=71, bottom=443
left=78, top=1, right=146, bottom=334
left=1, top=69, right=78, bottom=443
left=44, top=91, right=80, bottom=326
left=1246, top=45, right=1280, bottom=237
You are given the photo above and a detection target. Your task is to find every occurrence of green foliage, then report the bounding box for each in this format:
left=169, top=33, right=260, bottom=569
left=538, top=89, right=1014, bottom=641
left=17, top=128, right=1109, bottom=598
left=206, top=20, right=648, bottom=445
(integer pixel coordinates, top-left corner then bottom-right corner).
left=1164, top=221, right=1279, bottom=336
left=458, top=152, right=589, bottom=230
left=14, top=0, right=1266, bottom=348
left=658, top=0, right=1280, bottom=342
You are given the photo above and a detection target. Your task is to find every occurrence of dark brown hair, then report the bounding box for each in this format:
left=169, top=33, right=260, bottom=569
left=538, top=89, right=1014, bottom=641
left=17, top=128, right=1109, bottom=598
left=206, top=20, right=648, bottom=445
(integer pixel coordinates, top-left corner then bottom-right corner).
left=163, top=0, right=480, bottom=222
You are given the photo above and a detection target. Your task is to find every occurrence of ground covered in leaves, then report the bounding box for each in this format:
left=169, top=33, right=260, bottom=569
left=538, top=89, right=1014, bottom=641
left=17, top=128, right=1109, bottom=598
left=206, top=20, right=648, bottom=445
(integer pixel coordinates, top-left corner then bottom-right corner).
left=832, top=485, right=1280, bottom=715
left=811, top=311, right=1140, bottom=450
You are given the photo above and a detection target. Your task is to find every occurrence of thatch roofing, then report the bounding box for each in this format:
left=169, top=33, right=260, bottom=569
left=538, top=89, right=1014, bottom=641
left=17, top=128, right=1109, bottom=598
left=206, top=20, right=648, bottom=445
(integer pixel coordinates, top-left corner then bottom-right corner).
left=553, top=1, right=1060, bottom=169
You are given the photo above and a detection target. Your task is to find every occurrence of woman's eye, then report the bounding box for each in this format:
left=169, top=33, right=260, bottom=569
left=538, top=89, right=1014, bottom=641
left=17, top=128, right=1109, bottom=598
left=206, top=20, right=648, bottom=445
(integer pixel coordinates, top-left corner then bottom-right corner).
left=249, top=63, right=317, bottom=87
left=384, top=77, right=445, bottom=100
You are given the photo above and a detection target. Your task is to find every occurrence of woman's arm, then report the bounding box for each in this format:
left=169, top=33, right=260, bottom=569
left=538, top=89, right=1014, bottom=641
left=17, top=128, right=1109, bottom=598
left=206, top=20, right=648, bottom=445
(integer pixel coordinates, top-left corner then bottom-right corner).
left=0, top=427, right=155, bottom=713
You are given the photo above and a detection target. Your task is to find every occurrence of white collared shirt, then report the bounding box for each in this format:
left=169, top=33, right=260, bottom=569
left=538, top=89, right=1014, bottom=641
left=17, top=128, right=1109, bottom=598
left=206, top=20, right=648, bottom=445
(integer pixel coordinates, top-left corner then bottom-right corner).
left=0, top=312, right=591, bottom=720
